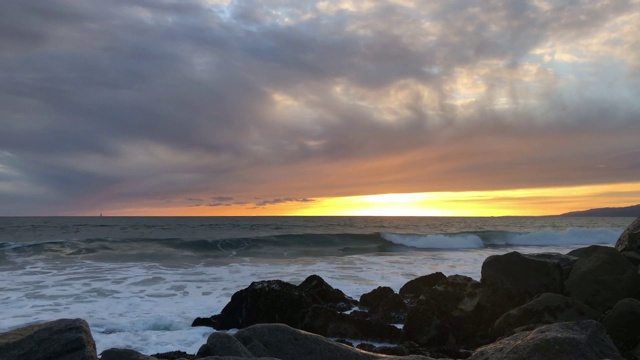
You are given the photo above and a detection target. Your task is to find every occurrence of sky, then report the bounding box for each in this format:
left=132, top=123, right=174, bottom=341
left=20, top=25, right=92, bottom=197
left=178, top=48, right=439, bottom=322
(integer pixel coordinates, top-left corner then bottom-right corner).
left=1, top=0, right=640, bottom=216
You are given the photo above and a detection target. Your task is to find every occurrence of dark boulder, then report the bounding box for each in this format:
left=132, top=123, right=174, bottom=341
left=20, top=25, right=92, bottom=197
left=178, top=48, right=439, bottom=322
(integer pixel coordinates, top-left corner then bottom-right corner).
left=298, top=274, right=357, bottom=312
left=359, top=286, right=408, bottom=324
left=196, top=331, right=254, bottom=358
left=616, top=217, right=640, bottom=268
left=360, top=286, right=395, bottom=309
left=0, top=318, right=97, bottom=360
left=564, top=245, right=640, bottom=312
left=621, top=250, right=640, bottom=267
left=151, top=350, right=194, bottom=359
left=402, top=275, right=484, bottom=347
left=615, top=217, right=640, bottom=253
left=232, top=323, right=436, bottom=360
left=402, top=300, right=453, bottom=347
left=492, top=293, right=600, bottom=337
left=479, top=251, right=575, bottom=323
left=468, top=320, right=623, bottom=360
left=602, top=298, right=640, bottom=355
left=195, top=276, right=359, bottom=330
left=399, top=272, right=446, bottom=304
left=100, top=348, right=154, bottom=360
left=300, top=305, right=402, bottom=343
left=203, top=280, right=315, bottom=330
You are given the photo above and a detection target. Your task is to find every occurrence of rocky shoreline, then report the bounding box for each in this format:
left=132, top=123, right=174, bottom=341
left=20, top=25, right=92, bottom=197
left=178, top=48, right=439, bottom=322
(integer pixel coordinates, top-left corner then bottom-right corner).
left=2, top=217, right=639, bottom=360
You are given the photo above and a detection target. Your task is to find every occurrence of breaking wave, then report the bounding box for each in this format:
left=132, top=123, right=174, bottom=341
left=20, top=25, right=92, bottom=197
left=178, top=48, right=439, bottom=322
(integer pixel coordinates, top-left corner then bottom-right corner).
left=380, top=227, right=621, bottom=249
left=1, top=227, right=622, bottom=261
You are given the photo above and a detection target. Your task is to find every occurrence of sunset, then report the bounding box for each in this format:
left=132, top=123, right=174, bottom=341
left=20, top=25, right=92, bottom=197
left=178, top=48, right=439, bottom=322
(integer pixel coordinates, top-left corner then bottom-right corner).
left=2, top=2, right=640, bottom=357
left=1, top=0, right=639, bottom=216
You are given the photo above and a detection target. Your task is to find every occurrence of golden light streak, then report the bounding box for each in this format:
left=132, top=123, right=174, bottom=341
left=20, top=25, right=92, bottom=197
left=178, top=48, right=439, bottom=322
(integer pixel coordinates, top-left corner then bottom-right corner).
left=101, top=182, right=640, bottom=217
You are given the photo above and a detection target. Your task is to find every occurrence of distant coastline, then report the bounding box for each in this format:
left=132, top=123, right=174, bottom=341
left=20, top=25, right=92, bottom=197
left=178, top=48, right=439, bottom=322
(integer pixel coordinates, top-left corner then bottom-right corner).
left=558, top=204, right=640, bottom=217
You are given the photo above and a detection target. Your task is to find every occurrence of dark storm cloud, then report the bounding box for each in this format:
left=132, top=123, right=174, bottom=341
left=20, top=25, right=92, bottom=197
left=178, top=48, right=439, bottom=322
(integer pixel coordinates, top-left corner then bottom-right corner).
left=0, top=0, right=639, bottom=215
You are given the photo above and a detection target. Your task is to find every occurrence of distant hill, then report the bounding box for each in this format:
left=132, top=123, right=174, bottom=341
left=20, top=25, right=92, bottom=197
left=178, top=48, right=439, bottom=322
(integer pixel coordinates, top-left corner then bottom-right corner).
left=559, top=204, right=640, bottom=217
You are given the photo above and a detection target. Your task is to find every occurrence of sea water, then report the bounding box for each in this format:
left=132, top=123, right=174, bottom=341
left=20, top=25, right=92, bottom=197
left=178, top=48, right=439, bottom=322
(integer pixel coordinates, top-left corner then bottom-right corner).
left=0, top=216, right=633, bottom=354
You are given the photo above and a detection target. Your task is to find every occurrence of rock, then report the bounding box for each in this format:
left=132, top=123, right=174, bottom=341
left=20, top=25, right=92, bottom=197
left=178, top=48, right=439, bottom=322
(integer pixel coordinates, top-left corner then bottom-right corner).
left=232, top=323, right=436, bottom=360
left=360, top=286, right=395, bottom=309
left=399, top=272, right=447, bottom=304
left=359, top=286, right=408, bottom=323
left=298, top=274, right=357, bottom=312
left=196, top=276, right=359, bottom=330
left=602, top=298, right=640, bottom=354
left=492, top=293, right=600, bottom=337
left=468, top=320, right=623, bottom=360
left=402, top=301, right=453, bottom=347
left=101, top=348, right=156, bottom=360
left=0, top=318, right=97, bottom=360
left=479, top=251, right=575, bottom=323
left=151, top=350, right=195, bottom=359
left=621, top=250, right=640, bottom=266
left=300, top=305, right=402, bottom=343
left=192, top=317, right=216, bottom=328
left=196, top=357, right=276, bottom=360
left=204, top=280, right=315, bottom=330
left=402, top=275, right=484, bottom=347
left=615, top=217, right=640, bottom=253
left=564, top=245, right=640, bottom=312
left=196, top=331, right=254, bottom=358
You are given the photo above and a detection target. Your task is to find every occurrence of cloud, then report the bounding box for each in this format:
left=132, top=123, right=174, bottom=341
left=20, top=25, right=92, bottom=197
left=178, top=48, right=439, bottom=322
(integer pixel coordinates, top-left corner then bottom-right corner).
left=253, top=198, right=316, bottom=208
left=0, top=0, right=638, bottom=214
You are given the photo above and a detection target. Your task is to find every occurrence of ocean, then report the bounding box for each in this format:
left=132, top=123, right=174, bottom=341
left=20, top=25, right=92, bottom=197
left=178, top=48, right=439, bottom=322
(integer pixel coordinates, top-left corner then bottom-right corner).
left=0, top=216, right=633, bottom=355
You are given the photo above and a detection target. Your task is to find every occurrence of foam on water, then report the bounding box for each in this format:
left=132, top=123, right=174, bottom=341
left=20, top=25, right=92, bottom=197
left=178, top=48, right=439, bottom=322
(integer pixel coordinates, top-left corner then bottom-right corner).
left=0, top=216, right=631, bottom=355
left=1, top=250, right=490, bottom=354
left=381, top=227, right=619, bottom=249
left=381, top=233, right=484, bottom=249
left=0, top=243, right=601, bottom=354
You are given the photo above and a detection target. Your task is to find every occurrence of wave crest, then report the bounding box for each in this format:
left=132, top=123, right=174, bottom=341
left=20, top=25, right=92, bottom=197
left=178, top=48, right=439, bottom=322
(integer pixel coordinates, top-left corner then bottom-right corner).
left=381, top=228, right=621, bottom=249
left=381, top=233, right=484, bottom=249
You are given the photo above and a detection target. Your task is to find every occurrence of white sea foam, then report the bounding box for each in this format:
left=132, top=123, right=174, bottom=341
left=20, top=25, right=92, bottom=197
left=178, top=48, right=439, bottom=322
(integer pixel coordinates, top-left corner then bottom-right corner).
left=0, top=217, right=629, bottom=355
left=0, top=252, right=490, bottom=354
left=381, top=227, right=620, bottom=249
left=0, top=242, right=592, bottom=354
left=490, top=228, right=619, bottom=246
left=381, top=233, right=484, bottom=249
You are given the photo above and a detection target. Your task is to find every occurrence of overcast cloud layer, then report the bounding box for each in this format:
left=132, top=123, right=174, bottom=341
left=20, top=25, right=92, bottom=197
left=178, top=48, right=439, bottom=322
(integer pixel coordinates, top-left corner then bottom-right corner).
left=1, top=0, right=639, bottom=215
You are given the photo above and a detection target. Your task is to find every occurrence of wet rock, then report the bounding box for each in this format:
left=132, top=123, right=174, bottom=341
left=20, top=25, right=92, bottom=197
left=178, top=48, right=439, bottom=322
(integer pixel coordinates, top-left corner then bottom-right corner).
left=615, top=217, right=640, bottom=253
left=402, top=275, right=484, bottom=347
left=298, top=274, right=357, bottom=312
left=360, top=286, right=395, bottom=309
left=492, top=293, right=600, bottom=337
left=101, top=348, right=156, bottom=360
left=479, top=251, right=575, bottom=323
left=0, top=318, right=97, bottom=360
left=204, top=280, right=315, bottom=330
left=602, top=298, right=640, bottom=355
left=468, top=320, right=623, bottom=360
left=151, top=350, right=195, bottom=360
left=564, top=245, right=640, bottom=312
left=195, top=276, right=359, bottom=330
left=192, top=317, right=216, bottom=328
left=196, top=331, right=254, bottom=358
left=359, top=286, right=408, bottom=324
left=232, top=323, right=436, bottom=360
left=300, top=305, right=402, bottom=343
left=399, top=272, right=447, bottom=304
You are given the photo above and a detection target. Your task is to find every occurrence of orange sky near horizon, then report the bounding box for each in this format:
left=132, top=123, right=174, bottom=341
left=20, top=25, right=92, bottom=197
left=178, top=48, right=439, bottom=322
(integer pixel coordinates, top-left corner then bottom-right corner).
left=3, top=1, right=639, bottom=217
left=102, top=181, right=640, bottom=217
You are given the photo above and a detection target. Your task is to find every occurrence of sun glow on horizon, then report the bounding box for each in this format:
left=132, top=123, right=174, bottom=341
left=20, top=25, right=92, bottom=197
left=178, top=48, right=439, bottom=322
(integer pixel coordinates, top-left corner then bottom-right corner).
left=99, top=182, right=640, bottom=217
